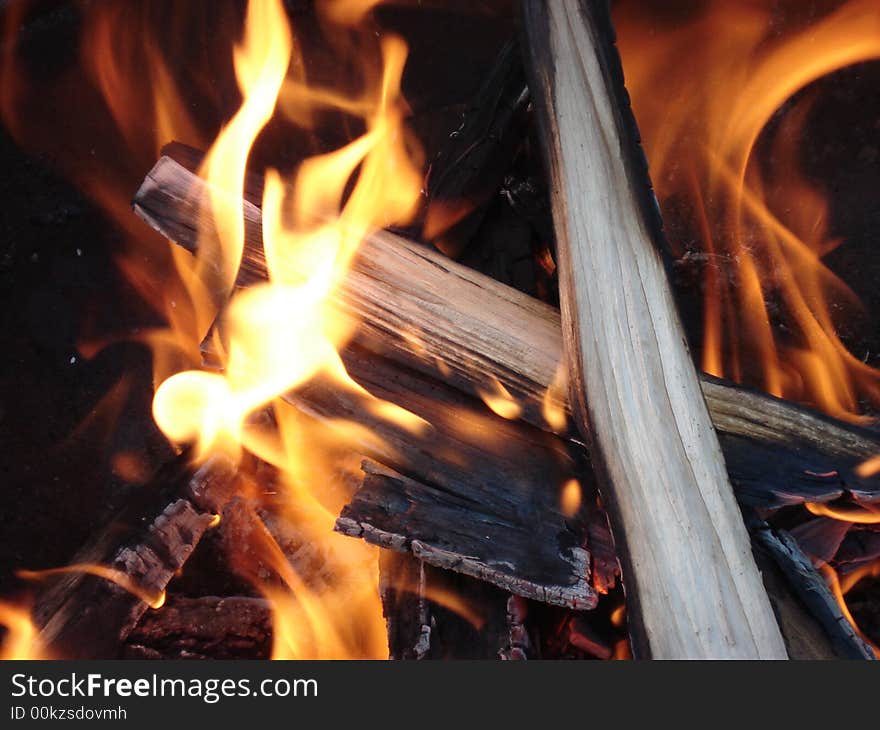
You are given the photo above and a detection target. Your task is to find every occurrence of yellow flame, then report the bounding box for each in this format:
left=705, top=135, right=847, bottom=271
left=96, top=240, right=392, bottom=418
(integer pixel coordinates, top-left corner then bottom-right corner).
left=476, top=376, right=522, bottom=421
left=560, top=478, right=582, bottom=518
left=147, top=0, right=425, bottom=659
left=542, top=361, right=568, bottom=432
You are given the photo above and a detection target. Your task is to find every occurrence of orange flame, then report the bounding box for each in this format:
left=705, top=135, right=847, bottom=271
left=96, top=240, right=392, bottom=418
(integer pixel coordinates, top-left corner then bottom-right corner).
left=857, top=456, right=880, bottom=479
left=560, top=478, right=582, bottom=518
left=805, top=502, right=880, bottom=525
left=18, top=566, right=166, bottom=609
left=0, top=603, right=47, bottom=660
left=477, top=376, right=522, bottom=421
left=616, top=0, right=880, bottom=422
left=1, top=0, right=428, bottom=660
left=818, top=561, right=880, bottom=656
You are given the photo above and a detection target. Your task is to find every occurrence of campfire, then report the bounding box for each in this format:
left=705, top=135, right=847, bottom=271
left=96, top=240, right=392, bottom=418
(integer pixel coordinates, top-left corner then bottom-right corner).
left=1, top=0, right=879, bottom=660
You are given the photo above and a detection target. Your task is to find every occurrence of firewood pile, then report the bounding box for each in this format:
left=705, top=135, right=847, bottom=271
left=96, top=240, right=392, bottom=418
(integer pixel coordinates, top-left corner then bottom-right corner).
left=9, top=1, right=880, bottom=660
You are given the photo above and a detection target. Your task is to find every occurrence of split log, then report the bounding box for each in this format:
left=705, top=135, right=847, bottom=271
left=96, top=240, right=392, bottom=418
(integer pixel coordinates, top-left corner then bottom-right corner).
left=298, top=348, right=598, bottom=610
left=29, top=454, right=237, bottom=659
left=521, top=1, right=786, bottom=658
left=123, top=595, right=272, bottom=660
left=337, top=458, right=591, bottom=608
left=133, top=151, right=880, bottom=510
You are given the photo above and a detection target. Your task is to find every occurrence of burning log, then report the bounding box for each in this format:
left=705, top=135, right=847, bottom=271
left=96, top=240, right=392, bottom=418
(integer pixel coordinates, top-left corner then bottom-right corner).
left=131, top=139, right=880, bottom=657
left=133, top=150, right=880, bottom=511
left=123, top=595, right=272, bottom=660
left=30, top=455, right=237, bottom=659
left=750, top=519, right=875, bottom=660
left=520, top=1, right=786, bottom=658
left=337, top=459, right=590, bottom=608
left=293, top=349, right=598, bottom=610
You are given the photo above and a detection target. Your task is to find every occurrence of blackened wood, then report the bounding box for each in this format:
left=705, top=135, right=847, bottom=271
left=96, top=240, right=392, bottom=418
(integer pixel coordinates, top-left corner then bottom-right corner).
left=378, top=551, right=430, bottom=660
left=422, top=38, right=531, bottom=258
left=31, top=455, right=237, bottom=659
left=418, top=564, right=513, bottom=660
left=307, top=345, right=598, bottom=609
left=750, top=518, right=875, bottom=660
left=337, top=458, right=594, bottom=609
left=521, top=0, right=784, bottom=657
left=123, top=595, right=272, bottom=660
left=131, top=152, right=880, bottom=510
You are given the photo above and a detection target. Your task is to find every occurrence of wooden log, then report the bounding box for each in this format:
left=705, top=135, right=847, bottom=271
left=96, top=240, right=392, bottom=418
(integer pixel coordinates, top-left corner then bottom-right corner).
left=123, top=595, right=272, bottom=660
left=132, top=151, right=880, bottom=510
left=750, top=518, right=875, bottom=660
left=336, top=458, right=592, bottom=609
left=421, top=38, right=531, bottom=258
left=29, top=454, right=237, bottom=659
left=520, top=1, right=786, bottom=658
left=299, top=348, right=598, bottom=610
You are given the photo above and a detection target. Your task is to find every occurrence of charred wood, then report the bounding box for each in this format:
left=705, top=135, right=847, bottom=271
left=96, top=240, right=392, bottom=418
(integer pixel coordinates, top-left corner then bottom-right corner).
left=123, top=595, right=272, bottom=660
left=750, top=518, right=875, bottom=660
left=421, top=38, right=531, bottom=259
left=337, top=458, right=594, bottom=609
left=30, top=454, right=237, bottom=659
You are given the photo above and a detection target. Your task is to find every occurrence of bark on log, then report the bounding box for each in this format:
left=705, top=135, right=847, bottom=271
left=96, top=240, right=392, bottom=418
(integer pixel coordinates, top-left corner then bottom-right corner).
left=30, top=455, right=237, bottom=659
left=521, top=0, right=786, bottom=658
left=132, top=151, right=880, bottom=510
left=123, top=595, right=272, bottom=660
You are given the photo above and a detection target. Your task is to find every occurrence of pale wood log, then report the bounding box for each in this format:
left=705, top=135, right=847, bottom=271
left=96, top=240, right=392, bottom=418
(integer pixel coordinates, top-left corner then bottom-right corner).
left=521, top=0, right=786, bottom=658
left=133, top=152, right=880, bottom=511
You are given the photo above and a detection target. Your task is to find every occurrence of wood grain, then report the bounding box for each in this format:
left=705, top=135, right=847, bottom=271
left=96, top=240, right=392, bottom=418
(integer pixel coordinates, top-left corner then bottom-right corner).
left=521, top=0, right=786, bottom=658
